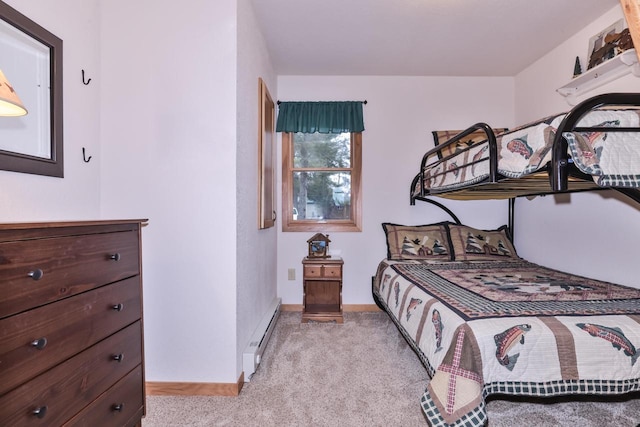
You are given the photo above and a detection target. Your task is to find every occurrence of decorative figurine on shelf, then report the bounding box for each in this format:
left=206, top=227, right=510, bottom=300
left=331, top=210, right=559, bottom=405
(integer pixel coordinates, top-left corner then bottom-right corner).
left=588, top=28, right=634, bottom=70
left=307, top=233, right=331, bottom=258
left=573, top=56, right=582, bottom=78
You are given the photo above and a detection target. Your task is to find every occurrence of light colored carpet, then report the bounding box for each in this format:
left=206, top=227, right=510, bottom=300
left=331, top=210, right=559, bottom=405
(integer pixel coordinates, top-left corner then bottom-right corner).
left=142, top=312, right=640, bottom=426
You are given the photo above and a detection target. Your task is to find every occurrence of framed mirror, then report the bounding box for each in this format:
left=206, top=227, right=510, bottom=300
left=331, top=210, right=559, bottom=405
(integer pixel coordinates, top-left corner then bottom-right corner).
left=258, top=77, right=275, bottom=229
left=0, top=2, right=63, bottom=177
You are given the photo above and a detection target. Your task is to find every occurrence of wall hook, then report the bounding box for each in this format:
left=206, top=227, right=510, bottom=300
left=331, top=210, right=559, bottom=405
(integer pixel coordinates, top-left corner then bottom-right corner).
left=82, top=147, right=92, bottom=163
left=82, top=69, right=92, bottom=85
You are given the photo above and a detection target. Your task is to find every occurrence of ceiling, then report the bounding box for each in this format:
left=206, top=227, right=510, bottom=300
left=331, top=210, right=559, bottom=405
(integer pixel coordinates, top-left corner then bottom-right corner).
left=250, top=0, right=620, bottom=76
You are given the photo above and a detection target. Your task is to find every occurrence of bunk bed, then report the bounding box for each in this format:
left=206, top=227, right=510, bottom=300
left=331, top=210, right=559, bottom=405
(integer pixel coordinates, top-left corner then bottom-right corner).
left=373, top=93, right=640, bottom=427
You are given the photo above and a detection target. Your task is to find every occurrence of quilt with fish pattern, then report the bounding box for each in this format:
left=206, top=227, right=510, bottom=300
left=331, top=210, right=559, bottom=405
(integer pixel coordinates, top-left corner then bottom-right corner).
left=373, top=259, right=640, bottom=427
left=416, top=109, right=640, bottom=194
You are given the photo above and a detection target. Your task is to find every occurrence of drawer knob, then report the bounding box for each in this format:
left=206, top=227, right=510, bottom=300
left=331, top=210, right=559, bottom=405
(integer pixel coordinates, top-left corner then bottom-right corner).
left=112, top=403, right=125, bottom=412
left=113, top=353, right=125, bottom=362
left=32, top=406, right=47, bottom=418
left=110, top=253, right=121, bottom=261
left=112, top=303, right=125, bottom=312
left=28, top=269, right=44, bottom=280
left=31, top=337, right=48, bottom=350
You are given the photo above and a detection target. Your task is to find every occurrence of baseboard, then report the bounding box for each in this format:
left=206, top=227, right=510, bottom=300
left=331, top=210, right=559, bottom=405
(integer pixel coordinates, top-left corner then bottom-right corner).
left=344, top=304, right=381, bottom=312
left=281, top=304, right=302, bottom=311
left=146, top=372, right=244, bottom=397
left=281, top=304, right=380, bottom=312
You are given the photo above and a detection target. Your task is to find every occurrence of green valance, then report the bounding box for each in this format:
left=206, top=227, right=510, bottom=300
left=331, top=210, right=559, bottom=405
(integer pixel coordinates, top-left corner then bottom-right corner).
left=275, top=101, right=365, bottom=133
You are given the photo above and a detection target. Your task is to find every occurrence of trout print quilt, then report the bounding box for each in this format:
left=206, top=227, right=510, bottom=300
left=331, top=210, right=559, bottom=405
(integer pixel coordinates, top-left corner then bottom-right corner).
left=373, top=259, right=640, bottom=427
left=414, top=108, right=640, bottom=195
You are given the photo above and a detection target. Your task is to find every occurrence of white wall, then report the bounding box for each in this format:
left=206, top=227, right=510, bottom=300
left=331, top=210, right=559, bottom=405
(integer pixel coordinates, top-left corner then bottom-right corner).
left=99, top=0, right=240, bottom=383
left=3, top=0, right=277, bottom=388
left=236, top=0, right=278, bottom=375
left=276, top=76, right=515, bottom=305
left=0, top=0, right=101, bottom=222
left=516, top=6, right=639, bottom=123
left=514, top=5, right=640, bottom=288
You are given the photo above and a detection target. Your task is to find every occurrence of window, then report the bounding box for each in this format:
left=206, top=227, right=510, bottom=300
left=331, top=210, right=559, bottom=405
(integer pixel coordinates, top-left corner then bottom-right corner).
left=282, top=132, right=362, bottom=232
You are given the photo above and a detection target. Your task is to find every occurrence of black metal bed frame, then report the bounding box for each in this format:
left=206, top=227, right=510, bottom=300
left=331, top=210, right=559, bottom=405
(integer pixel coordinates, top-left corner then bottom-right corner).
left=410, top=93, right=640, bottom=235
left=412, top=93, right=640, bottom=201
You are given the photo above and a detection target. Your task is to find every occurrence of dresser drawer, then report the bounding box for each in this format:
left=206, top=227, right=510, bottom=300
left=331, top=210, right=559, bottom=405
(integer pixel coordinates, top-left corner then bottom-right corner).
left=0, top=230, right=140, bottom=318
left=0, top=277, right=141, bottom=396
left=0, top=322, right=142, bottom=426
left=63, top=366, right=144, bottom=427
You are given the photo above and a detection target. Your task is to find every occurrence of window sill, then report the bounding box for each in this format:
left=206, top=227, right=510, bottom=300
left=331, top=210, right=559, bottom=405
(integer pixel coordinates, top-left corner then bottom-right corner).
left=283, top=220, right=361, bottom=232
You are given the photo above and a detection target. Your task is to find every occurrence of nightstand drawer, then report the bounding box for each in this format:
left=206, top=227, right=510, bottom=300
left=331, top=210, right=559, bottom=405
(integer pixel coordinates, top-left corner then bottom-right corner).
left=304, top=265, right=322, bottom=277
left=304, top=265, right=342, bottom=279
left=323, top=266, right=341, bottom=278
left=0, top=230, right=140, bottom=319
left=0, top=277, right=142, bottom=396
left=0, top=322, right=142, bottom=426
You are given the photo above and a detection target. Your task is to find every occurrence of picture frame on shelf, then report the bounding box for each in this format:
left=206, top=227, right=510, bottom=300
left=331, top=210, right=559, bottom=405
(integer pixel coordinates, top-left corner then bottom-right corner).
left=587, top=19, right=626, bottom=70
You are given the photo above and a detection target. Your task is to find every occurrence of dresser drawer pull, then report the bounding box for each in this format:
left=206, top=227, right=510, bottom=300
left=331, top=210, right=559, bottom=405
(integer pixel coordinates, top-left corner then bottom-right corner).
left=32, top=406, right=48, bottom=419
left=112, top=303, right=125, bottom=312
left=31, top=337, right=48, bottom=350
left=112, top=403, right=125, bottom=412
left=27, top=268, right=44, bottom=280
left=113, top=353, right=125, bottom=362
left=110, top=252, right=122, bottom=261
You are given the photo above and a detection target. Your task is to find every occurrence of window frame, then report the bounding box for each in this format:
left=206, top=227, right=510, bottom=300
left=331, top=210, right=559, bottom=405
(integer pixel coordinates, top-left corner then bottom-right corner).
left=282, top=132, right=362, bottom=232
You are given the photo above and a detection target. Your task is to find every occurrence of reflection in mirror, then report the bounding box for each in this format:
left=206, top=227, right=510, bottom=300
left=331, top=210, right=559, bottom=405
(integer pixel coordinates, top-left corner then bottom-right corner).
left=0, top=17, right=50, bottom=157
left=0, top=69, right=28, bottom=116
left=0, top=2, right=62, bottom=177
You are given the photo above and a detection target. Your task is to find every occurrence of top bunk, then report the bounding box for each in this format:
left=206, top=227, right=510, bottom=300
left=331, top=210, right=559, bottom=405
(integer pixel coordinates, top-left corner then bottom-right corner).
left=410, top=93, right=640, bottom=205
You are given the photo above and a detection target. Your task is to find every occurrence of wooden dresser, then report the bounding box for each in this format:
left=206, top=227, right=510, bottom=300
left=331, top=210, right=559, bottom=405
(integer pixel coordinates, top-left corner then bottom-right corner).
left=0, top=220, right=147, bottom=427
left=301, top=257, right=343, bottom=323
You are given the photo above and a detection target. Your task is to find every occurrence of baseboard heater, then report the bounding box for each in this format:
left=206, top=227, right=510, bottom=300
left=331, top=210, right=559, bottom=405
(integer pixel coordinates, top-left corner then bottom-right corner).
left=243, top=297, right=281, bottom=382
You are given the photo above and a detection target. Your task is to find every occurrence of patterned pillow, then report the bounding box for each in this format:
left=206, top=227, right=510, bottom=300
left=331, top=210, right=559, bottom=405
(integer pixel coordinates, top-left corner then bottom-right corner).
left=382, top=222, right=452, bottom=261
left=447, top=224, right=519, bottom=261
left=432, top=128, right=508, bottom=160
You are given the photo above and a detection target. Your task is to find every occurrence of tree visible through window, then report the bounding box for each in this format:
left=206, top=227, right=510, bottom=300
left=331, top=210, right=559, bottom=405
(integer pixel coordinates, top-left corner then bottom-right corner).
left=282, top=132, right=362, bottom=232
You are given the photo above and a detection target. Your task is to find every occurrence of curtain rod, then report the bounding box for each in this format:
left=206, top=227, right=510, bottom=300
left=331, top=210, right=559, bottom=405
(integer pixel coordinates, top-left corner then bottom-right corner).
left=276, top=100, right=368, bottom=105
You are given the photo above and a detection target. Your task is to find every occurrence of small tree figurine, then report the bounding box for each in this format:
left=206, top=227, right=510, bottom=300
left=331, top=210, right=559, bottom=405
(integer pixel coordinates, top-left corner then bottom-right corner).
left=573, top=56, right=582, bottom=78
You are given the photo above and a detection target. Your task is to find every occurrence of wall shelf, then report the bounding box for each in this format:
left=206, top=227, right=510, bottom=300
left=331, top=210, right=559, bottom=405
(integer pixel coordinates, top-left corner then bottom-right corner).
left=557, top=49, right=640, bottom=105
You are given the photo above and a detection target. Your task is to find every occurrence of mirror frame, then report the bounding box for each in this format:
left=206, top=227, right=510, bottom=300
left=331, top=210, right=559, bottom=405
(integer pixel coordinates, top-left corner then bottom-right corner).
left=258, top=78, right=275, bottom=229
left=0, top=1, right=63, bottom=177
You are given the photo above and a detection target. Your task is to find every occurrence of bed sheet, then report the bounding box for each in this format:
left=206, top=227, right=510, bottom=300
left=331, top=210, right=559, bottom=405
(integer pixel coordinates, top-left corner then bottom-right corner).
left=373, top=259, right=640, bottom=426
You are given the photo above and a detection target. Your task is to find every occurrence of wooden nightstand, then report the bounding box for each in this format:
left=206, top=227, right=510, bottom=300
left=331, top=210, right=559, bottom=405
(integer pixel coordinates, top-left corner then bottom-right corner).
left=301, top=257, right=343, bottom=323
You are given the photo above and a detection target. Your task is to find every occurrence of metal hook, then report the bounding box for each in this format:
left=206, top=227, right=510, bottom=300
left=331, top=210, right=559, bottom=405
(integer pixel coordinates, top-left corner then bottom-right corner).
left=82, top=69, right=91, bottom=85
left=82, top=147, right=92, bottom=163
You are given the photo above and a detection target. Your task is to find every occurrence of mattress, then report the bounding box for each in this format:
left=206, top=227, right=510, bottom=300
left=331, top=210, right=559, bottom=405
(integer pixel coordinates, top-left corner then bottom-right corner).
left=373, top=258, right=640, bottom=426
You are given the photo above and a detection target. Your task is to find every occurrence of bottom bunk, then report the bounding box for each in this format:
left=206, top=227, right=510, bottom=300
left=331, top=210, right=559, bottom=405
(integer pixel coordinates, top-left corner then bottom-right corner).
left=373, top=222, right=640, bottom=426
